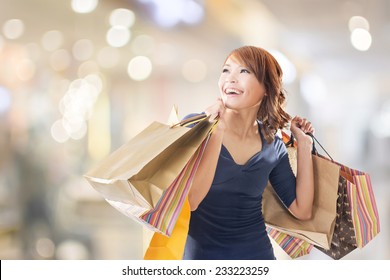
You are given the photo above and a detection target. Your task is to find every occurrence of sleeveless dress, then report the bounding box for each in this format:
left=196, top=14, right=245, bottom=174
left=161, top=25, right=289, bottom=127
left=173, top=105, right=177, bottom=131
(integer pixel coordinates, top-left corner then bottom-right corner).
left=182, top=117, right=296, bottom=260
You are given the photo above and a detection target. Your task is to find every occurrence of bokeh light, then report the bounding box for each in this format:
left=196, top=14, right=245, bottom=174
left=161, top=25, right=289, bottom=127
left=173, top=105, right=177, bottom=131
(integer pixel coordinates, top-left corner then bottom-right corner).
left=72, top=39, right=94, bottom=61
left=52, top=74, right=103, bottom=143
left=349, top=16, right=370, bottom=32
left=106, top=26, right=131, bottom=48
left=2, top=19, right=25, bottom=40
left=41, top=30, right=64, bottom=52
left=270, top=50, right=297, bottom=84
left=0, top=86, right=12, bottom=113
left=36, top=238, right=55, bottom=259
left=350, top=28, right=372, bottom=51
left=127, top=56, right=152, bottom=81
left=71, top=0, right=98, bottom=14
left=51, top=119, right=70, bottom=143
left=143, top=0, right=204, bottom=27
left=109, top=8, right=135, bottom=28
left=55, top=240, right=89, bottom=260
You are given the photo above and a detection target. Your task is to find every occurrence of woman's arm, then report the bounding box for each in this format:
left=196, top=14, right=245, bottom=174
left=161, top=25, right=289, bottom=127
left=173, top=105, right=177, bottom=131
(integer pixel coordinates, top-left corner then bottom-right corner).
left=288, top=116, right=315, bottom=220
left=188, top=98, right=226, bottom=211
left=188, top=129, right=223, bottom=211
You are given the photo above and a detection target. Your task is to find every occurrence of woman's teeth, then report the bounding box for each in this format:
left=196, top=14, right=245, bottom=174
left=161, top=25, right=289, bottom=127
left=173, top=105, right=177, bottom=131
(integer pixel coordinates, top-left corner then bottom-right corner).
left=225, top=88, right=242, bottom=95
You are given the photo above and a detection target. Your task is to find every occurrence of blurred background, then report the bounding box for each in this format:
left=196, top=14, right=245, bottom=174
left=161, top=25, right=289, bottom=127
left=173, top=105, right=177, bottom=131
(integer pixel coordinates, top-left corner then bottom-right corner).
left=0, top=0, right=389, bottom=260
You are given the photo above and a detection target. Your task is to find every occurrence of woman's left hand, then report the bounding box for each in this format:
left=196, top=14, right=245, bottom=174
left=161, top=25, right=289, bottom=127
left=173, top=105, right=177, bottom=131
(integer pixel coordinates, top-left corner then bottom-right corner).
left=290, top=116, right=315, bottom=143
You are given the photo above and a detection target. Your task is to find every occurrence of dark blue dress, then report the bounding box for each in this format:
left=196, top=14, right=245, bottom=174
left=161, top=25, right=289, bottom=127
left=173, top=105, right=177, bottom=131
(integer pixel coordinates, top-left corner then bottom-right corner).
left=183, top=117, right=296, bottom=260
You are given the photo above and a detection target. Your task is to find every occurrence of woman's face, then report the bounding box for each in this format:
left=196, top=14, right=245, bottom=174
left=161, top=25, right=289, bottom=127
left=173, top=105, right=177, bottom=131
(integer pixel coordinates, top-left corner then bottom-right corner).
left=218, top=56, right=266, bottom=111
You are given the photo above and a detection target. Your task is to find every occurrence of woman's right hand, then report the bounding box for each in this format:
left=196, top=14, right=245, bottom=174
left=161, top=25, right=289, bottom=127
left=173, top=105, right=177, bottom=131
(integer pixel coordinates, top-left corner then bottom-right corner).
left=205, top=98, right=226, bottom=131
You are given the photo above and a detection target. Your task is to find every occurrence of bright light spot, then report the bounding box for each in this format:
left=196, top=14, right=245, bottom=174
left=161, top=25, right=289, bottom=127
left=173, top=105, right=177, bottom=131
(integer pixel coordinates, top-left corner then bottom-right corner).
left=56, top=240, right=89, bottom=260
left=269, top=50, right=297, bottom=84
left=109, top=8, right=135, bottom=28
left=180, top=0, right=204, bottom=25
left=50, top=49, right=71, bottom=71
left=127, top=56, right=152, bottom=81
left=16, top=59, right=36, bottom=81
left=55, top=75, right=103, bottom=142
left=62, top=115, right=87, bottom=140
left=351, top=28, right=372, bottom=51
left=152, top=0, right=182, bottom=28
left=71, top=0, right=98, bottom=14
left=0, top=86, right=12, bottom=113
left=51, top=120, right=69, bottom=143
left=84, top=74, right=103, bottom=93
left=41, top=30, right=64, bottom=51
left=2, top=19, right=24, bottom=39
left=97, top=46, right=120, bottom=68
left=131, top=34, right=155, bottom=55
left=106, top=26, right=131, bottom=47
left=148, top=0, right=204, bottom=27
left=72, top=39, right=94, bottom=61
left=300, top=74, right=327, bottom=106
left=349, top=16, right=370, bottom=32
left=36, top=238, right=55, bottom=259
left=182, top=59, right=207, bottom=83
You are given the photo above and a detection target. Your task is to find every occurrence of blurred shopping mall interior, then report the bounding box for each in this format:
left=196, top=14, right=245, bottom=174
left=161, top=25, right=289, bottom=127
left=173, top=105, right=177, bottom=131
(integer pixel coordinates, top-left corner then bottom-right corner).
left=0, top=0, right=389, bottom=259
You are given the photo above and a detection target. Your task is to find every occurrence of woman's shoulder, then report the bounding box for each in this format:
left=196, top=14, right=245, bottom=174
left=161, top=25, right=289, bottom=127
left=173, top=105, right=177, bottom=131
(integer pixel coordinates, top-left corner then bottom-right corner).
left=181, top=112, right=206, bottom=128
left=270, top=131, right=287, bottom=158
left=182, top=112, right=204, bottom=121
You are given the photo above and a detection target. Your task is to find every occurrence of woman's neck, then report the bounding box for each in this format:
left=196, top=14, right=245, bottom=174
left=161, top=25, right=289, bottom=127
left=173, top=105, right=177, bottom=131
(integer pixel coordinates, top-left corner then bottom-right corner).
left=223, top=109, right=259, bottom=139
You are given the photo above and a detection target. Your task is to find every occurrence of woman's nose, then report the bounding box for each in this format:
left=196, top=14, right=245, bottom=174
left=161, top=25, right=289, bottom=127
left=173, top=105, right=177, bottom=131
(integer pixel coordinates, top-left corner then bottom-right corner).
left=225, top=72, right=237, bottom=83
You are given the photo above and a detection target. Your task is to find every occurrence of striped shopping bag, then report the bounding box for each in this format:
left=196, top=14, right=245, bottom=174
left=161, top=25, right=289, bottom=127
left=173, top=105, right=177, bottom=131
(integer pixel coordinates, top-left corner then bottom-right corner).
left=314, top=155, right=380, bottom=259
left=266, top=226, right=314, bottom=259
left=139, top=138, right=209, bottom=235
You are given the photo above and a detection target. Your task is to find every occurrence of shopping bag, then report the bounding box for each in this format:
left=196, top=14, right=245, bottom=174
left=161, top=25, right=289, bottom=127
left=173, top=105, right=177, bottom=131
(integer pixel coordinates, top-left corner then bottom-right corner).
left=314, top=154, right=380, bottom=259
left=143, top=113, right=212, bottom=259
left=144, top=197, right=191, bottom=260
left=263, top=133, right=340, bottom=250
left=314, top=176, right=357, bottom=259
left=139, top=138, right=208, bottom=235
left=84, top=114, right=215, bottom=235
left=266, top=226, right=314, bottom=259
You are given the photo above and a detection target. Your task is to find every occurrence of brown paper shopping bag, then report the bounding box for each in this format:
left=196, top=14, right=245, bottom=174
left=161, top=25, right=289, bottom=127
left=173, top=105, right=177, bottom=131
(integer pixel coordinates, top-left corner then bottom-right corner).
left=263, top=133, right=340, bottom=250
left=84, top=114, right=215, bottom=235
left=314, top=156, right=380, bottom=259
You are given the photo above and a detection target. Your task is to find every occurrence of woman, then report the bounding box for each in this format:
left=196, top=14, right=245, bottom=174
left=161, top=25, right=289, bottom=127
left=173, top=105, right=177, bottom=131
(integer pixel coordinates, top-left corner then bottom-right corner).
left=183, top=46, right=315, bottom=260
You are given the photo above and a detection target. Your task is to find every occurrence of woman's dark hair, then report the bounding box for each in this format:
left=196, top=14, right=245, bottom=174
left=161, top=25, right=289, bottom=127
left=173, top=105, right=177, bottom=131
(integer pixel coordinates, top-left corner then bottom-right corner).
left=226, top=46, right=291, bottom=143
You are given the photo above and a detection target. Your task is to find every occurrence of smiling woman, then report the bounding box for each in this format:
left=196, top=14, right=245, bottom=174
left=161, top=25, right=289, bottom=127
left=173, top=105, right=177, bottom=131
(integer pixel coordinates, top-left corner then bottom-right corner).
left=182, top=46, right=315, bottom=260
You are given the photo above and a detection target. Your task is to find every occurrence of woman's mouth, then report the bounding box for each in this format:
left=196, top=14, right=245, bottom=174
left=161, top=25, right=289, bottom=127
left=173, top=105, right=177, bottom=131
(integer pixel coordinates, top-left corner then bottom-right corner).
left=224, top=88, right=243, bottom=95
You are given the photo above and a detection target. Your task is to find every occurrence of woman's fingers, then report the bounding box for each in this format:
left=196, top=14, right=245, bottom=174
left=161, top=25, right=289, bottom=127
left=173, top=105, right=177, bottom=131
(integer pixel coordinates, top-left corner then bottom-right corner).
left=205, top=98, right=225, bottom=119
left=291, top=116, right=315, bottom=137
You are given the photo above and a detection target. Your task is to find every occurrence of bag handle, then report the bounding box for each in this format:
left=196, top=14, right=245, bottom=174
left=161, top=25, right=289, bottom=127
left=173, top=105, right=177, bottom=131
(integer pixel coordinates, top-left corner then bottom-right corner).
left=286, top=133, right=333, bottom=161
left=170, top=113, right=208, bottom=128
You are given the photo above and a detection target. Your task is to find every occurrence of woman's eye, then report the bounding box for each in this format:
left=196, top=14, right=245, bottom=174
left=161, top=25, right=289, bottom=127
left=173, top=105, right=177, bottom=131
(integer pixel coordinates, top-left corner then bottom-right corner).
left=240, top=69, right=250, bottom=73
left=222, top=68, right=229, bottom=73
